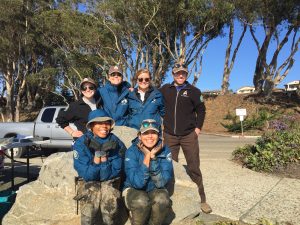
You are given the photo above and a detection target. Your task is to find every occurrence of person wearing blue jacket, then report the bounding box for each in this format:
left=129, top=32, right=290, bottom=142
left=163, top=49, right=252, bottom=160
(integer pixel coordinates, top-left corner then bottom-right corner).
left=73, top=109, right=127, bottom=225
left=123, top=119, right=173, bottom=225
left=126, top=69, right=165, bottom=130
left=97, top=65, right=130, bottom=126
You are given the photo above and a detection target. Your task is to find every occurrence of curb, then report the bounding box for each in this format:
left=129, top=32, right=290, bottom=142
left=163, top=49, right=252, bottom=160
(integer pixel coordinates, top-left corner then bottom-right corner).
left=201, top=132, right=260, bottom=139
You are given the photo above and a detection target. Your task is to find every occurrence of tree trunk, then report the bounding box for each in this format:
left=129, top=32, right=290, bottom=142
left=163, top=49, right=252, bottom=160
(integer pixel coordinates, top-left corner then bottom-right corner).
left=5, top=78, right=14, bottom=122
left=221, top=22, right=247, bottom=95
left=253, top=27, right=274, bottom=93
left=26, top=85, right=34, bottom=110
left=263, top=77, right=275, bottom=99
left=221, top=21, right=233, bottom=95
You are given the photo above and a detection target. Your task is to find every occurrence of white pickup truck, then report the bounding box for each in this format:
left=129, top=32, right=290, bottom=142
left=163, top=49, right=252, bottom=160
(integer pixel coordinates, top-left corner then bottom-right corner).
left=0, top=106, right=74, bottom=157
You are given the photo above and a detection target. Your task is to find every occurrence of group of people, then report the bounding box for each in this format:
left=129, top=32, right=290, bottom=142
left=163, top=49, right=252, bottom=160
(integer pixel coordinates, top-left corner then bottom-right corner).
left=56, top=63, right=212, bottom=225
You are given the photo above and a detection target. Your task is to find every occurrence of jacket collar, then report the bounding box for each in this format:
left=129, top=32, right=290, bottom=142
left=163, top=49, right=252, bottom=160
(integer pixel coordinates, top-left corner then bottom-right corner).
left=169, top=81, right=191, bottom=89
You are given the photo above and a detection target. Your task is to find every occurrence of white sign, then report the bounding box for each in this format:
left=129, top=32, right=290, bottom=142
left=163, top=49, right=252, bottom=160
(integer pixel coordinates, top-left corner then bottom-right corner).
left=236, top=108, right=247, bottom=116
left=239, top=115, right=244, bottom=121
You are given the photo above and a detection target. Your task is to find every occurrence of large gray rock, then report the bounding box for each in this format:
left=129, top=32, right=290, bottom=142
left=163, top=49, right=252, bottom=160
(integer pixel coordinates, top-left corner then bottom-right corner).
left=3, top=126, right=201, bottom=225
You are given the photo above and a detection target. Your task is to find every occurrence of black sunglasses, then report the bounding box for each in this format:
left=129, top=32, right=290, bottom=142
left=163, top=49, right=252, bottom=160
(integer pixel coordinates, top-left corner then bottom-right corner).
left=174, top=63, right=187, bottom=68
left=138, top=78, right=150, bottom=83
left=81, top=86, right=95, bottom=91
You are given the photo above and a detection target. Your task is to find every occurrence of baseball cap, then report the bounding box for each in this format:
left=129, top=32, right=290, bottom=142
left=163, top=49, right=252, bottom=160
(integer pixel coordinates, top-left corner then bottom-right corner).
left=172, top=63, right=188, bottom=74
left=86, top=109, right=115, bottom=129
left=108, top=65, right=123, bottom=76
left=80, top=77, right=97, bottom=88
left=139, top=119, right=159, bottom=134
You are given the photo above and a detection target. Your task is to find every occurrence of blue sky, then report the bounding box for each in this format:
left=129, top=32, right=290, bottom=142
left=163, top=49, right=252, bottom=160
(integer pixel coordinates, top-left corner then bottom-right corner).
left=163, top=23, right=300, bottom=92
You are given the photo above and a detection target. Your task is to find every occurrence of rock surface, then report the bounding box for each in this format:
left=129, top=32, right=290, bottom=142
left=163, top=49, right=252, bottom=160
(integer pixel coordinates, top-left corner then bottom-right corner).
left=3, top=126, right=201, bottom=225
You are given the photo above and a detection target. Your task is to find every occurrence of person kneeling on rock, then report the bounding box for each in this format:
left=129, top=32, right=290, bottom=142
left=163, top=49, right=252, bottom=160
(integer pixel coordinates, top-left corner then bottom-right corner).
left=73, top=109, right=127, bottom=225
left=123, top=119, right=173, bottom=225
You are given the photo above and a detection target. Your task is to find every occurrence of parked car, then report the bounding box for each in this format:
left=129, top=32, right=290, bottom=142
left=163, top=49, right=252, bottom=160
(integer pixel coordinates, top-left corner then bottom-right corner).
left=0, top=106, right=74, bottom=157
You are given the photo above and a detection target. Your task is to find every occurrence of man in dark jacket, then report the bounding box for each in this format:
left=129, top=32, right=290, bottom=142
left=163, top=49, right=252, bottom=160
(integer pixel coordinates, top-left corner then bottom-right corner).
left=160, top=63, right=212, bottom=214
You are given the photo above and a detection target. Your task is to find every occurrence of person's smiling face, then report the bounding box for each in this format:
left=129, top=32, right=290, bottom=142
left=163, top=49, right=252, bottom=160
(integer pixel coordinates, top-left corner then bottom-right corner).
left=173, top=71, right=188, bottom=85
left=139, top=130, right=159, bottom=149
left=108, top=72, right=123, bottom=86
left=91, top=121, right=111, bottom=138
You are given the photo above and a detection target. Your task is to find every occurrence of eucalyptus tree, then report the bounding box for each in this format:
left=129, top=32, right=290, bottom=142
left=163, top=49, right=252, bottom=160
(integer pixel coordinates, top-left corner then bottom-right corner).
left=35, top=6, right=112, bottom=100
left=238, top=0, right=300, bottom=97
left=88, top=0, right=232, bottom=87
left=0, top=0, right=54, bottom=121
left=220, top=0, right=247, bottom=95
left=89, top=0, right=173, bottom=86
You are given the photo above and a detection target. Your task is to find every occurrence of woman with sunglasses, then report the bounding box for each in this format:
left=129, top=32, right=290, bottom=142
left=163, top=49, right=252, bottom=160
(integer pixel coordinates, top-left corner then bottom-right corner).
left=126, top=69, right=165, bottom=130
left=56, top=77, right=101, bottom=139
left=97, top=65, right=131, bottom=126
left=123, top=119, right=173, bottom=225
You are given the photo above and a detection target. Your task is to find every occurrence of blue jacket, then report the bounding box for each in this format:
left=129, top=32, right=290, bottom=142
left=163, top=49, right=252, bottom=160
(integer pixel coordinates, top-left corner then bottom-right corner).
left=123, top=141, right=173, bottom=192
left=97, top=81, right=130, bottom=126
left=126, top=87, right=165, bottom=130
left=73, top=131, right=126, bottom=182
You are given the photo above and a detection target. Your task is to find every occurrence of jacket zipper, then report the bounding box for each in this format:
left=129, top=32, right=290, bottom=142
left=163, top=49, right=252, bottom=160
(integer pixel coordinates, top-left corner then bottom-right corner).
left=174, top=91, right=179, bottom=134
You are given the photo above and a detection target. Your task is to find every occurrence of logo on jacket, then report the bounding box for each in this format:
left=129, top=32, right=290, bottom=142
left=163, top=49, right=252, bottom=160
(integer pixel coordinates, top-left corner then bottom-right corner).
left=181, top=90, right=188, bottom=97
left=73, top=150, right=79, bottom=159
left=166, top=152, right=172, bottom=161
left=121, top=99, right=128, bottom=105
left=200, top=95, right=204, bottom=102
left=151, top=98, right=156, bottom=103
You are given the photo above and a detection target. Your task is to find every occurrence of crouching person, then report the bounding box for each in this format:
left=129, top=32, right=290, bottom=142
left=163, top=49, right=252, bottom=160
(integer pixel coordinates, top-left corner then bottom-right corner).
left=123, top=119, right=173, bottom=225
left=73, top=109, right=127, bottom=225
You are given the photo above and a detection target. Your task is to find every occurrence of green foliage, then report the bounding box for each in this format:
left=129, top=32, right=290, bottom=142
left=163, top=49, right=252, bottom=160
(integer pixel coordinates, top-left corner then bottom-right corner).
left=233, top=119, right=300, bottom=172
left=221, top=108, right=280, bottom=133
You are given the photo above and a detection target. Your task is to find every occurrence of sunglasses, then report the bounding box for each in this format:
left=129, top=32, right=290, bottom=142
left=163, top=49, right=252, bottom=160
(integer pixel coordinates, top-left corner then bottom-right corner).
left=141, top=120, right=159, bottom=129
left=138, top=78, right=150, bottom=83
left=109, top=73, right=122, bottom=77
left=174, top=63, right=187, bottom=68
left=81, top=86, right=95, bottom=91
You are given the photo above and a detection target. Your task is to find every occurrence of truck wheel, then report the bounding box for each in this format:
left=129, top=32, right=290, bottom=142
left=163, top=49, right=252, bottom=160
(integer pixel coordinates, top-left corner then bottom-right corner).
left=5, top=146, right=26, bottom=158
left=4, top=134, right=27, bottom=158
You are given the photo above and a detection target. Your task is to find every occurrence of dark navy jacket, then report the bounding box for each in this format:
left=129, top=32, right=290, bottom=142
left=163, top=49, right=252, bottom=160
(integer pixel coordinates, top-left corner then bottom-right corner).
left=97, top=81, right=130, bottom=126
left=56, top=97, right=102, bottom=133
left=73, top=131, right=126, bottom=182
left=123, top=141, right=173, bottom=192
left=126, top=87, right=165, bottom=130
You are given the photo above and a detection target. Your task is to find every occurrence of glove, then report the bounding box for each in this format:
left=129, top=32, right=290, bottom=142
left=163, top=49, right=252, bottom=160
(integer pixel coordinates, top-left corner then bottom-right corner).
left=85, top=136, right=118, bottom=157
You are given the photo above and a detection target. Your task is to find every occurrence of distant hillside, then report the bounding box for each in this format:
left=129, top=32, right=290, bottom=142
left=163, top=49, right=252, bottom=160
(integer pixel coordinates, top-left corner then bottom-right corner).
left=202, top=92, right=300, bottom=135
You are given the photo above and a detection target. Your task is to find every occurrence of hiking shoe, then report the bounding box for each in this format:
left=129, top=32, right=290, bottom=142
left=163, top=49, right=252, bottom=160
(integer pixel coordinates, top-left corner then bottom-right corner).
left=201, top=202, right=212, bottom=214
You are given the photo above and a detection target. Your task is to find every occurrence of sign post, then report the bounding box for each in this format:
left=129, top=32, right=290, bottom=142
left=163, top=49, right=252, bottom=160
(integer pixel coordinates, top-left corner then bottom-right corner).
left=236, top=109, right=247, bottom=136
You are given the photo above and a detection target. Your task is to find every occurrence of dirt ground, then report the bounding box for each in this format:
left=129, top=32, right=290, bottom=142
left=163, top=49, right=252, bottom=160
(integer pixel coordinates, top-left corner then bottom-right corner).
left=202, top=92, right=300, bottom=180
left=202, top=92, right=300, bottom=135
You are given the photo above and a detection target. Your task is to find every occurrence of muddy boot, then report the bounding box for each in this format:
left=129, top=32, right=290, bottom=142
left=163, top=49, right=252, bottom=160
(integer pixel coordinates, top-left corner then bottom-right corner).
left=200, top=202, right=212, bottom=214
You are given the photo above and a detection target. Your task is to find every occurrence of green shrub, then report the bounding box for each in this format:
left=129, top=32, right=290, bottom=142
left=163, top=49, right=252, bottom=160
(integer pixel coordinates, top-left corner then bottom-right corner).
left=221, top=108, right=281, bottom=133
left=233, top=127, right=300, bottom=172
